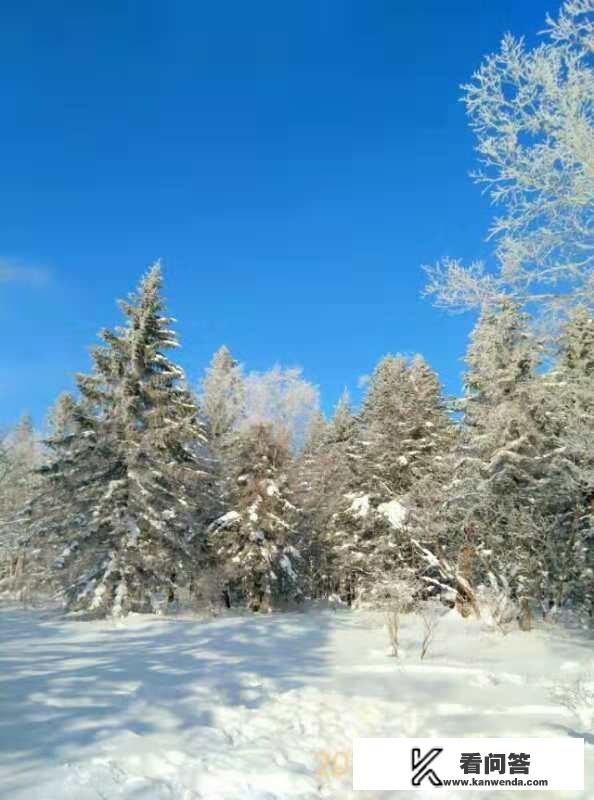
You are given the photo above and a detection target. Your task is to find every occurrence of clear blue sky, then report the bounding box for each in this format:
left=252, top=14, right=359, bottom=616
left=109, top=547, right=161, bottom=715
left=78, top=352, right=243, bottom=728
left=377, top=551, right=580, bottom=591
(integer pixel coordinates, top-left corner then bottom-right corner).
left=1, top=0, right=552, bottom=427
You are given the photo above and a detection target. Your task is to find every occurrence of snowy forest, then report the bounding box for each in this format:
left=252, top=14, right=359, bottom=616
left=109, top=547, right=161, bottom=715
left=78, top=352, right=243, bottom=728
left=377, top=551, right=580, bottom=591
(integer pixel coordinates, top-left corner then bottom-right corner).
left=2, top=2, right=594, bottom=798
left=1, top=0, right=593, bottom=633
left=2, top=260, right=592, bottom=628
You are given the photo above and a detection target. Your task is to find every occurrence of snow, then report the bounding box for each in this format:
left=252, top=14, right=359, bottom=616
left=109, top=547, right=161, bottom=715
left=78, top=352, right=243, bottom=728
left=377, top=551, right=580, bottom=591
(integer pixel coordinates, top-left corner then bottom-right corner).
left=0, top=602, right=592, bottom=799
left=211, top=511, right=241, bottom=529
left=377, top=499, right=408, bottom=529
left=346, top=493, right=370, bottom=518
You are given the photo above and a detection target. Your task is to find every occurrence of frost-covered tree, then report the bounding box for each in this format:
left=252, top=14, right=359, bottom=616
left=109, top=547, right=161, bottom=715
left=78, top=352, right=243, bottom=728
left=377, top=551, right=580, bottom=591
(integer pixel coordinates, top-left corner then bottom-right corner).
left=200, top=346, right=245, bottom=446
left=244, top=365, right=319, bottom=451
left=301, top=410, right=328, bottom=455
left=293, top=411, right=328, bottom=596
left=46, top=392, right=79, bottom=439
left=31, top=264, right=212, bottom=615
left=438, top=301, right=579, bottom=616
left=326, top=357, right=452, bottom=604
left=426, top=1, right=594, bottom=315
left=293, top=393, right=365, bottom=598
left=328, top=389, right=357, bottom=447
left=545, top=306, right=594, bottom=614
left=199, top=345, right=245, bottom=508
left=295, top=391, right=364, bottom=599
left=361, top=355, right=452, bottom=497
left=558, top=306, right=594, bottom=378
left=208, top=422, right=300, bottom=611
left=0, top=414, right=41, bottom=581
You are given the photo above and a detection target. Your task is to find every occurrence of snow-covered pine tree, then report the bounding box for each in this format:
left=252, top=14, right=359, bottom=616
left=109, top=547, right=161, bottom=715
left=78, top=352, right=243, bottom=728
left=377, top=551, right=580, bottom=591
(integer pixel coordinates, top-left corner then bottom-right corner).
left=326, top=357, right=452, bottom=604
left=358, top=355, right=412, bottom=495
left=27, top=391, right=101, bottom=592
left=46, top=392, right=80, bottom=439
left=400, top=355, right=455, bottom=584
left=208, top=422, right=300, bottom=611
left=406, top=355, right=454, bottom=483
left=442, top=300, right=574, bottom=617
left=292, top=410, right=328, bottom=597
left=326, top=360, right=408, bottom=604
left=302, top=391, right=364, bottom=599
left=545, top=306, right=594, bottom=616
left=293, top=399, right=361, bottom=600
left=201, top=346, right=245, bottom=449
left=558, top=307, right=594, bottom=379
left=0, top=413, right=41, bottom=583
left=32, top=264, right=212, bottom=615
left=328, top=389, right=357, bottom=447
left=301, top=410, right=328, bottom=456
left=199, top=345, right=245, bottom=510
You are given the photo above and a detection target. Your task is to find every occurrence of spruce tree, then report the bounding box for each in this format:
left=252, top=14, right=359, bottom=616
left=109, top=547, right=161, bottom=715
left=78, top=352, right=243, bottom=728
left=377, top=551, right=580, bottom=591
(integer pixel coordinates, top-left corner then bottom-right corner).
left=32, top=264, right=212, bottom=615
left=199, top=345, right=245, bottom=510
left=326, top=357, right=452, bottom=604
left=303, top=391, right=361, bottom=598
left=293, top=411, right=328, bottom=597
left=546, top=306, right=594, bottom=616
left=444, top=300, right=574, bottom=615
left=208, top=422, right=300, bottom=611
left=201, top=346, right=245, bottom=446
left=0, top=414, right=41, bottom=582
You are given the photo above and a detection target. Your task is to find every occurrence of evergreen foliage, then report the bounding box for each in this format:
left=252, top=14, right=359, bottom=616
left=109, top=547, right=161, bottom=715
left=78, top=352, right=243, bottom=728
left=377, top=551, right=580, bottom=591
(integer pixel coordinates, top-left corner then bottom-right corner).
left=30, top=264, right=212, bottom=615
left=208, top=422, right=300, bottom=611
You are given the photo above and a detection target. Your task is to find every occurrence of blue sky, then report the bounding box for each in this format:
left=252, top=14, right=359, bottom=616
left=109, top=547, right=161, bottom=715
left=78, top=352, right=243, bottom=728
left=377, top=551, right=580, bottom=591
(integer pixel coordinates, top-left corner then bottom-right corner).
left=1, top=0, right=552, bottom=426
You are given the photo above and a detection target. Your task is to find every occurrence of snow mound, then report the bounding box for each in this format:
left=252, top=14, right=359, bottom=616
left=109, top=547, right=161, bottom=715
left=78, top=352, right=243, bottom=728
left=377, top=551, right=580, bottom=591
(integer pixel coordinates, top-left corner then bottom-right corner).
left=346, top=493, right=370, bottom=518
left=377, top=499, right=408, bottom=529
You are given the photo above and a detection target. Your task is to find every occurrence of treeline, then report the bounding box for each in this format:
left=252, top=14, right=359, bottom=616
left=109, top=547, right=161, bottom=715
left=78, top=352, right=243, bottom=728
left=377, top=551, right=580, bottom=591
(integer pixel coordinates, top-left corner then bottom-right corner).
left=1, top=265, right=592, bottom=624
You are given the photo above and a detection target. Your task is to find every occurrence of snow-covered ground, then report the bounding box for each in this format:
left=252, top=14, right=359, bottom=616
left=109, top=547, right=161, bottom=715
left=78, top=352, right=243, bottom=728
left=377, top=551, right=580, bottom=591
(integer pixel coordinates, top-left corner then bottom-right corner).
left=0, top=601, right=592, bottom=799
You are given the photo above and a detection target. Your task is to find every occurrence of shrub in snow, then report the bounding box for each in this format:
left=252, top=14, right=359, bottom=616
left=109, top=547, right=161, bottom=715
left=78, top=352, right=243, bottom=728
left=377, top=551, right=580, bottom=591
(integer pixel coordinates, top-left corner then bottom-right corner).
left=552, top=672, right=594, bottom=731
left=476, top=576, right=517, bottom=634
left=361, top=572, right=421, bottom=658
left=419, top=600, right=447, bottom=659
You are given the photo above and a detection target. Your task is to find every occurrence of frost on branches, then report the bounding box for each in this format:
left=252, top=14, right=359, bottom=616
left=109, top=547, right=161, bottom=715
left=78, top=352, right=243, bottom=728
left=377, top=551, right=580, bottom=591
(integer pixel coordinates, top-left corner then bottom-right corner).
left=0, top=415, right=41, bottom=585
left=425, top=0, right=594, bottom=316
left=421, top=300, right=593, bottom=622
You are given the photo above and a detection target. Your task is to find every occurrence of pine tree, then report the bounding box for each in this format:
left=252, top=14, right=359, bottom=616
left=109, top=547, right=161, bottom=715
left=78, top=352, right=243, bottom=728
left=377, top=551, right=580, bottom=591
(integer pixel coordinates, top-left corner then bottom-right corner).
left=301, top=410, right=327, bottom=456
left=326, top=357, right=453, bottom=604
left=358, top=355, right=412, bottom=495
left=199, top=345, right=245, bottom=510
left=327, top=389, right=357, bottom=446
left=293, top=411, right=328, bottom=597
left=299, top=391, right=361, bottom=599
left=0, top=413, right=41, bottom=583
left=31, top=264, right=212, bottom=615
left=46, top=392, right=79, bottom=439
left=208, top=422, right=300, bottom=611
left=442, top=300, right=575, bottom=616
left=201, top=346, right=245, bottom=446
left=558, top=307, right=594, bottom=378
left=545, top=306, right=594, bottom=616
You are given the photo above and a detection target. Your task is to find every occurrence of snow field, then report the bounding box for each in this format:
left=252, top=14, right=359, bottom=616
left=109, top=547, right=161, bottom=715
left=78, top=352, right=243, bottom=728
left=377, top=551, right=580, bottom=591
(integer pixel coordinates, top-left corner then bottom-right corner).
left=0, top=602, right=592, bottom=799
